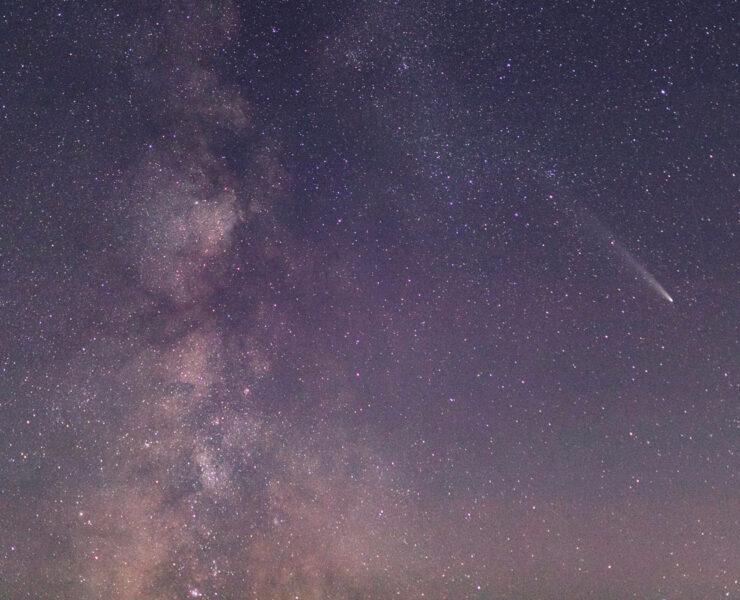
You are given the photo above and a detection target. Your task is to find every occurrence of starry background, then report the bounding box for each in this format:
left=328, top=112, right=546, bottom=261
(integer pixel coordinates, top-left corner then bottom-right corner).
left=0, top=1, right=738, bottom=599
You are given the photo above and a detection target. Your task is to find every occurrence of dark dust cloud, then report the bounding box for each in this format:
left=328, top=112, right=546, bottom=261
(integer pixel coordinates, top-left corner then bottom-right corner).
left=1, top=2, right=737, bottom=599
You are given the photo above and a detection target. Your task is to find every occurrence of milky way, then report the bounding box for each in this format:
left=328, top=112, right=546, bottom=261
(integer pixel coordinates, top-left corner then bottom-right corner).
left=1, top=2, right=738, bottom=599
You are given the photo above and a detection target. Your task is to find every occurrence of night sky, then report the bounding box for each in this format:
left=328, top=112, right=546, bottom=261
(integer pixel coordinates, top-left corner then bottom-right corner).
left=1, top=1, right=738, bottom=599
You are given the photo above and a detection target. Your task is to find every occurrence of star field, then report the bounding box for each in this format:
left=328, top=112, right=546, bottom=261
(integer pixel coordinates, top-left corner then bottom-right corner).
left=0, top=2, right=737, bottom=599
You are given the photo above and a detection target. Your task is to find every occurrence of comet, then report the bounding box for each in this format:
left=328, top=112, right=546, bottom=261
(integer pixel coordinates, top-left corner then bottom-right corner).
left=610, top=238, right=673, bottom=302
left=571, top=205, right=674, bottom=304
left=607, top=236, right=674, bottom=303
